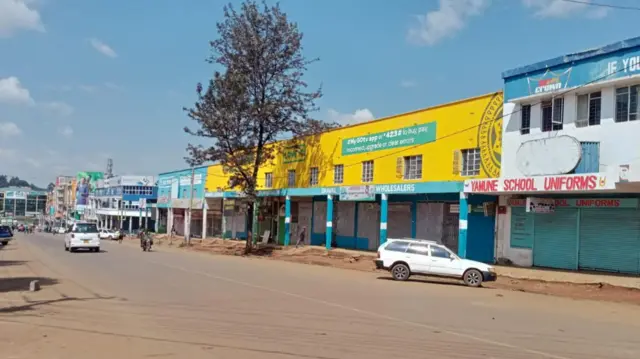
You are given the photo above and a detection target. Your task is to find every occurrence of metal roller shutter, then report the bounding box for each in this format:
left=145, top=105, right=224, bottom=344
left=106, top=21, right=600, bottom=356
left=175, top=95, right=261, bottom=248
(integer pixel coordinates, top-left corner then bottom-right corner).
left=533, top=208, right=578, bottom=270
left=579, top=209, right=640, bottom=274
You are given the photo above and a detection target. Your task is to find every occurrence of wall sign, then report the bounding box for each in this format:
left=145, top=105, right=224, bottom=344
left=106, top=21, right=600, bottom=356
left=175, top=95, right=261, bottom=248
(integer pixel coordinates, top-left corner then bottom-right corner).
left=339, top=185, right=375, bottom=201
left=526, top=197, right=555, bottom=213
left=510, top=209, right=534, bottom=249
left=504, top=43, right=640, bottom=101
left=341, top=122, right=436, bottom=156
left=509, top=198, right=638, bottom=209
left=282, top=144, right=307, bottom=164
left=464, top=173, right=614, bottom=193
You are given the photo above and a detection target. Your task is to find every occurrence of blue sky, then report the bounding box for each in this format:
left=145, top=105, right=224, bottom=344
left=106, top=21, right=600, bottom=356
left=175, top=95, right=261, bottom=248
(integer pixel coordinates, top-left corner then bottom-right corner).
left=1, top=0, right=639, bottom=186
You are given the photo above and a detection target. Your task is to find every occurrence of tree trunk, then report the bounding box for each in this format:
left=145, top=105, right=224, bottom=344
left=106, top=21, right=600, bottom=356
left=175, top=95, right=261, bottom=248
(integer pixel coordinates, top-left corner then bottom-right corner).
left=244, top=200, right=255, bottom=255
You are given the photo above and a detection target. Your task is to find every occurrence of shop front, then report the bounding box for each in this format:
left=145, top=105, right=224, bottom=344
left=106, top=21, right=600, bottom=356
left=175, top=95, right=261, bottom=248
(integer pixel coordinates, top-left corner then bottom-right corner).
left=466, top=172, right=640, bottom=274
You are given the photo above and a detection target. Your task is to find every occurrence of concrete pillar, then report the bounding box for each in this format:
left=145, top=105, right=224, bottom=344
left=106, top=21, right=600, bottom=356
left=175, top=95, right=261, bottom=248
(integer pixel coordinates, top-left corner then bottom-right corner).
left=128, top=216, right=133, bottom=233
left=325, top=195, right=333, bottom=250
left=284, top=196, right=291, bottom=246
left=202, top=203, right=208, bottom=239
left=458, top=192, right=469, bottom=259
left=138, top=207, right=142, bottom=231
left=168, top=208, right=174, bottom=234
left=221, top=199, right=226, bottom=239
left=154, top=207, right=159, bottom=232
left=252, top=199, right=259, bottom=244
left=380, top=193, right=388, bottom=245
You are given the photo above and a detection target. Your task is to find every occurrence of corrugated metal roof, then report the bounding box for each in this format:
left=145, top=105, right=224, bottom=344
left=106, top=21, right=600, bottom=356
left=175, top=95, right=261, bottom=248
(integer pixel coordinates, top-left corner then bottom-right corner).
left=502, top=36, right=640, bottom=79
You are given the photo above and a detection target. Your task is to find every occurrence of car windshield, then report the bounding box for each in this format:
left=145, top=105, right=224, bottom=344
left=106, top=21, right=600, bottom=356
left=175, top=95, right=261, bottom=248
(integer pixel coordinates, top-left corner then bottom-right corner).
left=74, top=223, right=98, bottom=233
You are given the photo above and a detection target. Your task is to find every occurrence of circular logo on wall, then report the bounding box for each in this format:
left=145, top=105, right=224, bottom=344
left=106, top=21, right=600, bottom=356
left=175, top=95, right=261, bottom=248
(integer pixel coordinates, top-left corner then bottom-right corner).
left=477, top=92, right=503, bottom=178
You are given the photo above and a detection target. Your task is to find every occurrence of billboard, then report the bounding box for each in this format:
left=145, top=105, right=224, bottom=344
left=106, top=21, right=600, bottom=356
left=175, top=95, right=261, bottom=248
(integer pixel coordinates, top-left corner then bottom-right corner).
left=75, top=171, right=104, bottom=209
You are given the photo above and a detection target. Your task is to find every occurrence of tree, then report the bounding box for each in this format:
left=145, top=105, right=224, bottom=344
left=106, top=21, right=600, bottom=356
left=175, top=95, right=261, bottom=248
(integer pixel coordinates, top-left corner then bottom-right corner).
left=47, top=182, right=55, bottom=192
left=184, top=0, right=336, bottom=253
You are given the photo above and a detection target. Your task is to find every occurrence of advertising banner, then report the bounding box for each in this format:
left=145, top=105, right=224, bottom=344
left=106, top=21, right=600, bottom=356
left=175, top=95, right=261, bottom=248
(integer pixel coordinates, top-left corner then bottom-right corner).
left=339, top=185, right=375, bottom=201
left=5, top=191, right=27, bottom=199
left=75, top=171, right=104, bottom=207
left=525, top=197, right=555, bottom=213
left=341, top=122, right=436, bottom=156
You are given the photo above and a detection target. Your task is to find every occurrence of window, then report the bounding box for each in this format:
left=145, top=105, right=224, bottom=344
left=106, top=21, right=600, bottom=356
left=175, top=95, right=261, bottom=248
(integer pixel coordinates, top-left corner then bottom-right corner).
left=288, top=170, right=296, bottom=187
left=403, top=155, right=423, bottom=180
left=362, top=160, right=374, bottom=183
left=265, top=173, right=273, bottom=188
left=615, top=85, right=639, bottom=122
left=74, top=223, right=98, bottom=233
left=406, top=243, right=430, bottom=255
left=385, top=241, right=410, bottom=253
left=333, top=165, right=344, bottom=184
left=430, top=246, right=451, bottom=259
left=541, top=97, right=564, bottom=132
left=309, top=167, right=319, bottom=186
left=461, top=148, right=481, bottom=177
left=520, top=104, right=531, bottom=134
left=576, top=92, right=601, bottom=127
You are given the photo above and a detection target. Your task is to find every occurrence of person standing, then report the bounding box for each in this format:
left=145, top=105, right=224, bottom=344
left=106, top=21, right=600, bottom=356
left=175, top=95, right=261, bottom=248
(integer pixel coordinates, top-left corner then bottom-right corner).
left=296, top=226, right=306, bottom=248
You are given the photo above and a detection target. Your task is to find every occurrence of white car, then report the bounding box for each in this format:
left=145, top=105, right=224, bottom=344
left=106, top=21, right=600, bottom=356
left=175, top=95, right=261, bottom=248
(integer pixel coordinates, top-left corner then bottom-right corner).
left=98, top=229, right=116, bottom=240
left=57, top=227, right=66, bottom=234
left=375, top=238, right=496, bottom=287
left=64, top=222, right=101, bottom=252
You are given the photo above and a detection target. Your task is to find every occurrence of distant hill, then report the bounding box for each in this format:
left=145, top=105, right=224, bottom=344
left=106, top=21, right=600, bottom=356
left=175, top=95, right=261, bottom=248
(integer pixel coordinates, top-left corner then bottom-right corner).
left=0, top=175, right=53, bottom=192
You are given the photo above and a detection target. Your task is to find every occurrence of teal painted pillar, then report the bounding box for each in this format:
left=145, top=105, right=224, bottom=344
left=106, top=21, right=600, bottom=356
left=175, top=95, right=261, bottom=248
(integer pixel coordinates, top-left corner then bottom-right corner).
left=458, top=192, right=469, bottom=258
left=325, top=195, right=333, bottom=249
left=284, top=196, right=291, bottom=246
left=380, top=193, right=388, bottom=245
left=252, top=198, right=260, bottom=244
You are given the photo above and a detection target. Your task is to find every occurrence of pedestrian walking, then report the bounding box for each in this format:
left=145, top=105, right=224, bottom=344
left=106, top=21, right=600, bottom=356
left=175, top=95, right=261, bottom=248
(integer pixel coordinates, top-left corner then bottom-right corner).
left=296, top=226, right=306, bottom=248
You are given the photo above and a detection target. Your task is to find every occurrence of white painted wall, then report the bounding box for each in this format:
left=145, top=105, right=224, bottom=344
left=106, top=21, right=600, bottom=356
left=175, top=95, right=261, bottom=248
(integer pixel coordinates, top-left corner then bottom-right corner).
left=502, top=79, right=640, bottom=179
left=495, top=196, right=532, bottom=266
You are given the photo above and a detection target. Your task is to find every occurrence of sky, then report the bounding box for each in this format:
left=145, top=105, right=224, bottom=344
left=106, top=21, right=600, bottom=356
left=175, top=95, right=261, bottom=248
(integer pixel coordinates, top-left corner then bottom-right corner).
left=1, top=0, right=639, bottom=187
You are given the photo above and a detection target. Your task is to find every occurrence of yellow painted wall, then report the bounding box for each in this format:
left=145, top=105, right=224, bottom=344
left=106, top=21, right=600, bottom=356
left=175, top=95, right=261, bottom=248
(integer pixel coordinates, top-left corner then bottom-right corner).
left=205, top=92, right=503, bottom=192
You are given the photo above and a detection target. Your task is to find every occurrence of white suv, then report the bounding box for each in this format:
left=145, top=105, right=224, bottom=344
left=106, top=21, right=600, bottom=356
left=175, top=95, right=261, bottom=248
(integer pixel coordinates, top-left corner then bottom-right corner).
left=65, top=222, right=101, bottom=252
left=375, top=238, right=496, bottom=287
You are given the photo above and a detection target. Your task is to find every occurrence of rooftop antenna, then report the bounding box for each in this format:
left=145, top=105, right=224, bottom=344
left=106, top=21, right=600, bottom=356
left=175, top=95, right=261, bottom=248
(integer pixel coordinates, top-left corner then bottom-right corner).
left=106, top=158, right=114, bottom=178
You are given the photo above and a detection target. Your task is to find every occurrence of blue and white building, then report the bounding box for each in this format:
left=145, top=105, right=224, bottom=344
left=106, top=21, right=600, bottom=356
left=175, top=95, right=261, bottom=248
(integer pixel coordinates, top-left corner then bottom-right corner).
left=87, top=175, right=157, bottom=232
left=465, top=36, right=640, bottom=275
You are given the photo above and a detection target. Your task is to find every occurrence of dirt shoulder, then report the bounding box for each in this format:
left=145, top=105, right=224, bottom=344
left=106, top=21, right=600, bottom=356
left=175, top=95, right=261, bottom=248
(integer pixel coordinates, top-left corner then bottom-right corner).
left=138, top=235, right=640, bottom=306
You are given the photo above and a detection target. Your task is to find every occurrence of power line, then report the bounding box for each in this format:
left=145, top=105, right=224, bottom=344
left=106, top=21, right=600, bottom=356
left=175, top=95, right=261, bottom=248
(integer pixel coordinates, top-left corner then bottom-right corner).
left=558, top=0, right=640, bottom=11
left=207, top=62, right=632, bottom=183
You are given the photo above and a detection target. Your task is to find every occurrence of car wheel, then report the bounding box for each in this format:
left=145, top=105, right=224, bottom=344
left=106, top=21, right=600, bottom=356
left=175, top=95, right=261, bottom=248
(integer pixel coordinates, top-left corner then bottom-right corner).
left=108, top=236, right=113, bottom=240
left=1, top=241, right=8, bottom=246
left=391, top=263, right=411, bottom=281
left=64, top=244, right=69, bottom=251
left=95, top=248, right=100, bottom=253
left=463, top=269, right=483, bottom=287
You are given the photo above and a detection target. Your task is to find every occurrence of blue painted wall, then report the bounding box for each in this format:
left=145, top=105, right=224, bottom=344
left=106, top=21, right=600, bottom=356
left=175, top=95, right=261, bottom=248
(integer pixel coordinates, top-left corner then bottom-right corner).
left=157, top=166, right=208, bottom=208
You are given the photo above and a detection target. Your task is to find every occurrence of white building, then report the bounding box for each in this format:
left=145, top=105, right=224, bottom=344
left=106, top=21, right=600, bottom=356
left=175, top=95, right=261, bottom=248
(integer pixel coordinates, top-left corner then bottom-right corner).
left=465, top=36, right=640, bottom=275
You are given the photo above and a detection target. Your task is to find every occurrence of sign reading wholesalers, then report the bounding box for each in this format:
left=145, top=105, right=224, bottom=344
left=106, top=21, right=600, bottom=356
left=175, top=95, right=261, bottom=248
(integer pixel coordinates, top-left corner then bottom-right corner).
left=341, top=122, right=436, bottom=156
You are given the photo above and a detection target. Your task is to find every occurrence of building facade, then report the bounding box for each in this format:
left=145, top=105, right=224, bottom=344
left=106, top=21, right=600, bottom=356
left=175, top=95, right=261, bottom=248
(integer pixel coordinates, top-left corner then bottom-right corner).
left=89, top=175, right=157, bottom=232
left=0, top=187, right=48, bottom=219
left=465, top=36, right=640, bottom=274
left=204, top=92, right=504, bottom=262
left=156, top=167, right=209, bottom=237
left=53, top=175, right=75, bottom=220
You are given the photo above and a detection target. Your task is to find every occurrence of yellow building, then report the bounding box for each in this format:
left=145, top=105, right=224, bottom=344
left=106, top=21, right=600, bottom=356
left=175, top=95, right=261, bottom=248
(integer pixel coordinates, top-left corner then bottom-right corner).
left=202, top=92, right=502, bottom=260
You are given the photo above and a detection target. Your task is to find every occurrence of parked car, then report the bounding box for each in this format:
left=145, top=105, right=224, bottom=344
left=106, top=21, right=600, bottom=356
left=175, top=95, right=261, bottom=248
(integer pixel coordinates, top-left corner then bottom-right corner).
left=58, top=227, right=66, bottom=234
left=64, top=222, right=101, bottom=252
left=375, top=238, right=496, bottom=287
left=0, top=225, right=13, bottom=246
left=98, top=229, right=117, bottom=240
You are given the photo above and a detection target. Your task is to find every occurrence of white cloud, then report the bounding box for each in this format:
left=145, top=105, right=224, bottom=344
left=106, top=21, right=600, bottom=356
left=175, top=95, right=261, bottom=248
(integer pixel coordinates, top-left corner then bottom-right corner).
left=327, top=108, right=375, bottom=125
left=0, top=121, right=22, bottom=137
left=0, top=0, right=45, bottom=38
left=40, top=101, right=75, bottom=117
left=0, top=76, right=34, bottom=105
left=400, top=80, right=417, bottom=88
left=90, top=38, right=117, bottom=58
left=522, top=0, right=609, bottom=18
left=59, top=125, right=73, bottom=137
left=408, top=0, right=489, bottom=46
left=0, top=148, right=17, bottom=160
left=104, top=82, right=123, bottom=91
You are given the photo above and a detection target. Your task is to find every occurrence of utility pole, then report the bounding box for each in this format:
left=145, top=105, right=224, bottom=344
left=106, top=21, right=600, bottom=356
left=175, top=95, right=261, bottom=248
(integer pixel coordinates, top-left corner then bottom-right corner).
left=185, top=167, right=195, bottom=246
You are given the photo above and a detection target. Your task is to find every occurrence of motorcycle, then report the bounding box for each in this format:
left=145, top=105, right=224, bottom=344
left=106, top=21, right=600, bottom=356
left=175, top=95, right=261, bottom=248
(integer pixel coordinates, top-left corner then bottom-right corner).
left=139, top=232, right=153, bottom=252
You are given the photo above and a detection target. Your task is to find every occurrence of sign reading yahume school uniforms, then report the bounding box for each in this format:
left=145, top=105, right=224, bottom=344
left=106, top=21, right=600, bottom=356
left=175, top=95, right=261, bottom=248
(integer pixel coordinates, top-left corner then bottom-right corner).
left=341, top=122, right=436, bottom=156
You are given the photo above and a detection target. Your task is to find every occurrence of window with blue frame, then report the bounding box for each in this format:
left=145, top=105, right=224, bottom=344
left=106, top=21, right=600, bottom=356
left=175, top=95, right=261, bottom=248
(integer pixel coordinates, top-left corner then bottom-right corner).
left=572, top=142, right=600, bottom=174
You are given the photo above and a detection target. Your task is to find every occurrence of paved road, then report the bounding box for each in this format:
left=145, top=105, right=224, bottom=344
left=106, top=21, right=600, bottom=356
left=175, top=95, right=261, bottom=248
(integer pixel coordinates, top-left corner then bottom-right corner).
left=1, top=233, right=640, bottom=359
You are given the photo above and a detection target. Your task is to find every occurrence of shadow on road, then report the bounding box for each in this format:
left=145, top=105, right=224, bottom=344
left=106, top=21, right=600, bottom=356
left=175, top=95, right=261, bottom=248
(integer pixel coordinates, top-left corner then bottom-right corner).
left=376, top=276, right=473, bottom=288
left=0, top=277, right=59, bottom=294
left=0, top=296, right=116, bottom=314
left=0, top=260, right=27, bottom=267
left=70, top=249, right=108, bottom=254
